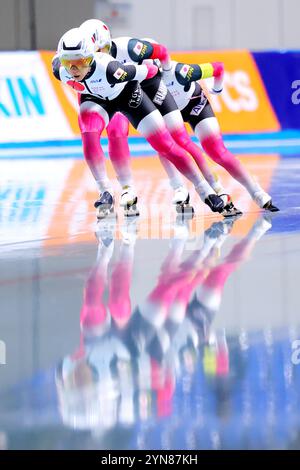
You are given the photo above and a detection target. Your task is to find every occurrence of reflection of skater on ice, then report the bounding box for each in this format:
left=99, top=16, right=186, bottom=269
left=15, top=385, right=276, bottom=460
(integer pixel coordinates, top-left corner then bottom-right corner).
left=55, top=214, right=273, bottom=434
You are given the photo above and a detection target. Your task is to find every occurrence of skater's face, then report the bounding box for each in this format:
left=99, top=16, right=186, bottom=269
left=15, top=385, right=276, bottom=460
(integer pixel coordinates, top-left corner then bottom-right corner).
left=96, top=45, right=110, bottom=54
left=60, top=57, right=93, bottom=81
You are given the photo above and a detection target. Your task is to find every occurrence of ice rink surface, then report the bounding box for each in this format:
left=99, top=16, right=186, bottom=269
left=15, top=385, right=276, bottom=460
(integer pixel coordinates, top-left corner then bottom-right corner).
left=1, top=148, right=300, bottom=450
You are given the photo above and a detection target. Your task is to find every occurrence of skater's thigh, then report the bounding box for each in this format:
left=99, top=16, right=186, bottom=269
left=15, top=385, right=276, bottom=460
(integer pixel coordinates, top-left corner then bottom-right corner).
left=194, top=116, right=221, bottom=141
left=142, top=75, right=178, bottom=116
left=79, top=95, right=114, bottom=130
left=182, top=98, right=215, bottom=133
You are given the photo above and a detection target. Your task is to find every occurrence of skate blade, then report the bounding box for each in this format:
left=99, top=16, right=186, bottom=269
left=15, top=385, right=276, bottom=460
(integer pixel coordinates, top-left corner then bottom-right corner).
left=263, top=201, right=280, bottom=212
left=96, top=206, right=115, bottom=220
left=222, top=208, right=243, bottom=218
left=175, top=203, right=194, bottom=215
left=124, top=203, right=140, bottom=218
left=124, top=210, right=140, bottom=217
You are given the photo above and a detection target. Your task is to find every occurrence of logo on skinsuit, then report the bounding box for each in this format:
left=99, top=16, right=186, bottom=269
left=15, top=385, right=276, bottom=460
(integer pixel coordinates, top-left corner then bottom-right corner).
left=153, top=80, right=168, bottom=106
left=179, top=64, right=194, bottom=81
left=113, top=68, right=128, bottom=81
left=91, top=86, right=105, bottom=96
left=190, top=91, right=207, bottom=116
left=179, top=64, right=190, bottom=78
left=190, top=102, right=206, bottom=116
left=128, top=84, right=143, bottom=108
left=133, top=41, right=148, bottom=58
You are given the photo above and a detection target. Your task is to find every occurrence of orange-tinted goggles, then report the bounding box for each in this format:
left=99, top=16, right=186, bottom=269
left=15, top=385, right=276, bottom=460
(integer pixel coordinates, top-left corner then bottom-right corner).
left=100, top=45, right=111, bottom=53
left=60, top=56, right=93, bottom=69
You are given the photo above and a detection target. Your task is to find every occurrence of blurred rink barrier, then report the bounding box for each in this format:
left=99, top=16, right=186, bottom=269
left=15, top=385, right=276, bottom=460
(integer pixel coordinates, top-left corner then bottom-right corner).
left=2, top=49, right=300, bottom=146
left=0, top=49, right=299, bottom=246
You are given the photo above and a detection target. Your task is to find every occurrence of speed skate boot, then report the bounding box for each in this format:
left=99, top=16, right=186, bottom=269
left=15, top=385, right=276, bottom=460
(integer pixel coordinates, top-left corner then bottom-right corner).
left=219, top=194, right=243, bottom=218
left=253, top=190, right=279, bottom=212
left=120, top=186, right=140, bottom=217
left=204, top=194, right=225, bottom=213
left=173, top=186, right=194, bottom=217
left=94, top=191, right=115, bottom=219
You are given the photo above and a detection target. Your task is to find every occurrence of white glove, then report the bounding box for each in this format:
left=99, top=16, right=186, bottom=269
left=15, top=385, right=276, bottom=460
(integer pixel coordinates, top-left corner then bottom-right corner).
left=161, top=66, right=174, bottom=82
left=210, top=75, right=223, bottom=94
left=210, top=87, right=223, bottom=95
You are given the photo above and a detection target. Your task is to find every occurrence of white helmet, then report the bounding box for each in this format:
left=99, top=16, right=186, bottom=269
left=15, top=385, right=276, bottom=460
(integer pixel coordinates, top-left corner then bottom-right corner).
left=141, top=37, right=158, bottom=44
left=80, top=19, right=112, bottom=51
left=57, top=27, right=95, bottom=62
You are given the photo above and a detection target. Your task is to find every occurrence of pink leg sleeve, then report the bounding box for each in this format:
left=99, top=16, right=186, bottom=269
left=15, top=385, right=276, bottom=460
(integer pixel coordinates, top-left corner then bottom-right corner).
left=80, top=267, right=107, bottom=329
left=108, top=244, right=133, bottom=328
left=170, top=126, right=217, bottom=189
left=78, top=109, right=111, bottom=191
left=201, top=133, right=258, bottom=196
left=146, top=127, right=202, bottom=188
left=107, top=112, right=133, bottom=187
left=203, top=235, right=255, bottom=292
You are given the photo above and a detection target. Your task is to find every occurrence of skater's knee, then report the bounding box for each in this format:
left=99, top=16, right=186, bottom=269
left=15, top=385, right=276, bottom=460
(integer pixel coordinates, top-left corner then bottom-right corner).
left=79, top=111, right=105, bottom=133
left=107, top=114, right=129, bottom=139
left=147, top=130, right=175, bottom=155
left=206, top=150, right=227, bottom=166
left=158, top=140, right=175, bottom=156
left=171, top=128, right=190, bottom=148
left=107, top=127, right=128, bottom=140
left=172, top=133, right=190, bottom=149
left=202, top=135, right=228, bottom=163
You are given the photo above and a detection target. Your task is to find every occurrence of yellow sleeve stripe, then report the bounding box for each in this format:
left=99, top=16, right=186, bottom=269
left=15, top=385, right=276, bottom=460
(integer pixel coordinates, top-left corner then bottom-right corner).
left=200, top=63, right=214, bottom=79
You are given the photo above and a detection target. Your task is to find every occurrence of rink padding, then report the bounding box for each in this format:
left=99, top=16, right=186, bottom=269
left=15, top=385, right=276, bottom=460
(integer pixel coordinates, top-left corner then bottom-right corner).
left=1, top=131, right=300, bottom=159
left=0, top=49, right=299, bottom=145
